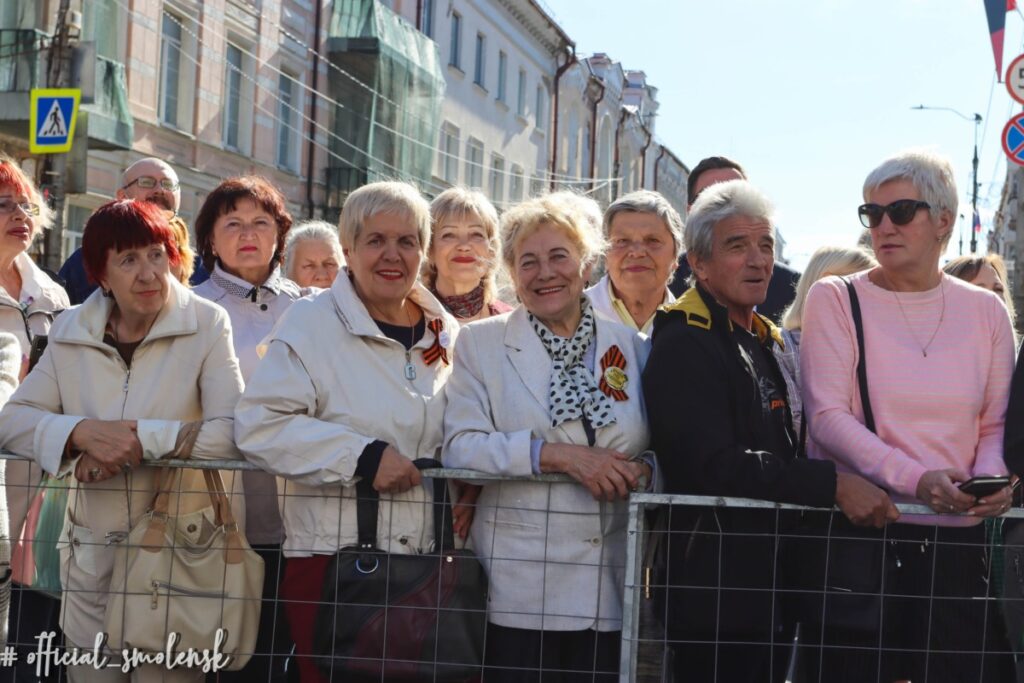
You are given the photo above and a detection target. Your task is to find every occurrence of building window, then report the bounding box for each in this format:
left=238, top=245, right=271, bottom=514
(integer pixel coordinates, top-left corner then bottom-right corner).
left=530, top=175, right=545, bottom=197
left=277, top=72, right=299, bottom=172
left=489, top=155, right=505, bottom=204
left=497, top=51, right=507, bottom=102
left=535, top=84, right=547, bottom=131
left=440, top=123, right=459, bottom=185
left=159, top=12, right=182, bottom=127
left=474, top=33, right=486, bottom=88
left=510, top=165, right=524, bottom=201
left=421, top=0, right=434, bottom=37
left=449, top=12, right=461, bottom=69
left=466, top=139, right=484, bottom=189
left=516, top=69, right=526, bottom=117
left=224, top=44, right=243, bottom=149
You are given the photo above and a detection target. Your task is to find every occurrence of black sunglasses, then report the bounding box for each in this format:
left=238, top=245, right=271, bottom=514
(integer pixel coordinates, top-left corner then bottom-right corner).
left=857, top=199, right=931, bottom=229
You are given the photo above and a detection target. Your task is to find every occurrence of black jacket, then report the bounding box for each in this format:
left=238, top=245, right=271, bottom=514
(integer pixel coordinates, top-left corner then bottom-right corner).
left=642, top=283, right=836, bottom=637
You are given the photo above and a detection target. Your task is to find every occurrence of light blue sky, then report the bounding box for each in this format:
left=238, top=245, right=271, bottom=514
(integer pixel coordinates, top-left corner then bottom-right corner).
left=545, top=0, right=1024, bottom=270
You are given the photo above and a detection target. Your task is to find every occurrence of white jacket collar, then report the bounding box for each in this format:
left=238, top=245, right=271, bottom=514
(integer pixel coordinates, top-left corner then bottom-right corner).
left=0, top=252, right=67, bottom=310
left=54, top=278, right=198, bottom=347
left=329, top=268, right=454, bottom=341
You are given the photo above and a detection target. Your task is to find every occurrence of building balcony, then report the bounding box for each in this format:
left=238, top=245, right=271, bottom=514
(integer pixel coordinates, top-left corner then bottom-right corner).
left=0, top=29, right=133, bottom=151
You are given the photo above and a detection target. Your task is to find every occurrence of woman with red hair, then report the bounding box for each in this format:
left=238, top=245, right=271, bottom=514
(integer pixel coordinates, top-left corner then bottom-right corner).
left=0, top=199, right=244, bottom=681
left=0, top=155, right=69, bottom=663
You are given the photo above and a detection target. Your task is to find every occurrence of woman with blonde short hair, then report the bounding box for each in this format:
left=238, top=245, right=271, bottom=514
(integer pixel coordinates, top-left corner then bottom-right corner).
left=444, top=192, right=652, bottom=682
left=236, top=181, right=465, bottom=682
left=425, top=187, right=510, bottom=321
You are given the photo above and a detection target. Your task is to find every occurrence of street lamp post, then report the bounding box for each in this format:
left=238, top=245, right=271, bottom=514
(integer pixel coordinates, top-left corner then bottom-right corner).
left=911, top=105, right=982, bottom=254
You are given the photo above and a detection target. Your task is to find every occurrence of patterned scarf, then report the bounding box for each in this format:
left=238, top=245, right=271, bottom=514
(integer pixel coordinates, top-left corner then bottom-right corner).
left=529, top=299, right=617, bottom=429
left=432, top=282, right=485, bottom=319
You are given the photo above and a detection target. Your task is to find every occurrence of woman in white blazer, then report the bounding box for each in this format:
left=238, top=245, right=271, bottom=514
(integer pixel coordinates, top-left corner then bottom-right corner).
left=443, top=193, right=652, bottom=683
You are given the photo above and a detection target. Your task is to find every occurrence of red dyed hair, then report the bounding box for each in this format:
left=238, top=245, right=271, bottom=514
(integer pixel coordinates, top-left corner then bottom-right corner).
left=82, top=200, right=182, bottom=285
left=0, top=157, right=34, bottom=197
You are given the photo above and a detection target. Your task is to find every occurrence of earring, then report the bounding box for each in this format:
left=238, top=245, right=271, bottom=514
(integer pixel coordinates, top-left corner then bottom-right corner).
left=102, top=289, right=112, bottom=298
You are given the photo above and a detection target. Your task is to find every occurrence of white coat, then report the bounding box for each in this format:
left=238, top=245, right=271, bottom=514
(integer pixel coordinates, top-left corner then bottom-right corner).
left=234, top=270, right=459, bottom=557
left=0, top=280, right=244, bottom=648
left=442, top=307, right=650, bottom=632
left=0, top=252, right=69, bottom=549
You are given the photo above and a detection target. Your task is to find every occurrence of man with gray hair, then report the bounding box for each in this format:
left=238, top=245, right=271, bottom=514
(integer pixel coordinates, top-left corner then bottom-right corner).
left=58, top=157, right=207, bottom=302
left=670, top=155, right=800, bottom=323
left=586, top=189, right=682, bottom=335
left=642, top=179, right=896, bottom=681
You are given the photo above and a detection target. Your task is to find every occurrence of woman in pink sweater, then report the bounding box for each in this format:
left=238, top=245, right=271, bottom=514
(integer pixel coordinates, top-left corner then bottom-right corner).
left=800, top=149, right=1015, bottom=682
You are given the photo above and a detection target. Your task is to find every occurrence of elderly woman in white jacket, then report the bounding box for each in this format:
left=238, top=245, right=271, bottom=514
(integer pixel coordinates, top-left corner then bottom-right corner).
left=234, top=181, right=460, bottom=683
left=443, top=193, right=652, bottom=683
left=0, top=200, right=243, bottom=682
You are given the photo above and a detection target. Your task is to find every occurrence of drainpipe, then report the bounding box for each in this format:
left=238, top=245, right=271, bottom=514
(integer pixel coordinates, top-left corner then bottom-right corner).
left=611, top=108, right=628, bottom=199
left=305, top=0, right=323, bottom=219
left=653, top=144, right=666, bottom=191
left=549, top=45, right=577, bottom=191
left=588, top=75, right=605, bottom=192
left=638, top=121, right=652, bottom=188
left=416, top=0, right=423, bottom=30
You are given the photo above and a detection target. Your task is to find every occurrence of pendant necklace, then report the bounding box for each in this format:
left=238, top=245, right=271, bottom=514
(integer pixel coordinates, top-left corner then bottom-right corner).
left=881, top=272, right=945, bottom=358
left=403, top=303, right=417, bottom=380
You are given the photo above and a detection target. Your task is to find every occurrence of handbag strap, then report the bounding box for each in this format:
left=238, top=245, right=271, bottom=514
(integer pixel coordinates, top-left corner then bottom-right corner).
left=145, top=466, right=246, bottom=563
left=355, top=458, right=456, bottom=552
left=842, top=277, right=876, bottom=434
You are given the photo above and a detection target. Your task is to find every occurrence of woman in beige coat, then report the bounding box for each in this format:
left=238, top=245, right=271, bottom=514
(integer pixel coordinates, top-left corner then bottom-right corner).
left=235, top=181, right=461, bottom=683
left=0, top=200, right=243, bottom=682
left=443, top=193, right=652, bottom=682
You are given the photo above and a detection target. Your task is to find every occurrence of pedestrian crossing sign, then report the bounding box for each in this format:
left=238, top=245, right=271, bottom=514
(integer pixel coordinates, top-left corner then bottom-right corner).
left=29, top=88, right=80, bottom=154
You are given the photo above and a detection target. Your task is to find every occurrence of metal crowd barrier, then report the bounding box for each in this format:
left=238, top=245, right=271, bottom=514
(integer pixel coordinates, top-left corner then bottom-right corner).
left=0, top=452, right=1022, bottom=682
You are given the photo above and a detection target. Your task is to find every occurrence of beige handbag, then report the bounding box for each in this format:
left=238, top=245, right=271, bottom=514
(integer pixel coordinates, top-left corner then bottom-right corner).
left=104, top=467, right=264, bottom=671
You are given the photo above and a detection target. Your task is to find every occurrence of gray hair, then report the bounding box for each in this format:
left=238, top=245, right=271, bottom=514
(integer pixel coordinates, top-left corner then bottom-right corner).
left=338, top=181, right=431, bottom=255
left=684, top=180, right=774, bottom=263
left=603, top=190, right=684, bottom=259
left=284, top=220, right=343, bottom=279
left=863, top=149, right=958, bottom=245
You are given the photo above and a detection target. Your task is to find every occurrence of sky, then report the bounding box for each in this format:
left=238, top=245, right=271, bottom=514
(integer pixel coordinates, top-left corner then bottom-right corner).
left=543, top=0, right=1024, bottom=271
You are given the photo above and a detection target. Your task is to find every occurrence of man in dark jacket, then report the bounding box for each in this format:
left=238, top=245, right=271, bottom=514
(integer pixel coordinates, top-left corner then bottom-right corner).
left=643, top=179, right=896, bottom=682
left=670, top=155, right=800, bottom=323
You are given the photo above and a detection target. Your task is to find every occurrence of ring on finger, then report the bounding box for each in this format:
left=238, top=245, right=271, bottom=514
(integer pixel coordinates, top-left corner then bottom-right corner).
left=89, top=467, right=102, bottom=481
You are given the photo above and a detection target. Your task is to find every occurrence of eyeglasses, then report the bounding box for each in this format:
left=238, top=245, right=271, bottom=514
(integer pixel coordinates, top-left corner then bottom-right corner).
left=0, top=199, right=40, bottom=216
left=122, top=176, right=179, bottom=192
left=857, top=200, right=931, bottom=229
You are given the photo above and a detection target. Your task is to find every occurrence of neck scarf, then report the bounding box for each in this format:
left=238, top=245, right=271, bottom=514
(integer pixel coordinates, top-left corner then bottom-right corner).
left=432, top=282, right=486, bottom=319
left=529, top=298, right=616, bottom=429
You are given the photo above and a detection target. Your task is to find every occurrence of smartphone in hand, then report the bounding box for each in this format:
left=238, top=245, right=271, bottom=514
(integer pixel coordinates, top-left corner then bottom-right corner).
left=958, top=476, right=1012, bottom=498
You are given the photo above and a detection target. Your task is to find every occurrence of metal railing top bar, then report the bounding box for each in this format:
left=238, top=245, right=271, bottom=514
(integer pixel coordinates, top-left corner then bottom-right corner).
left=629, top=491, right=1024, bottom=518
left=1, top=450, right=1021, bottom=517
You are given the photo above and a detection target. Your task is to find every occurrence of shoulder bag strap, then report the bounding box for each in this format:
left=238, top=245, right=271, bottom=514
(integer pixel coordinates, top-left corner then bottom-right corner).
left=353, top=458, right=456, bottom=552
left=842, top=277, right=876, bottom=434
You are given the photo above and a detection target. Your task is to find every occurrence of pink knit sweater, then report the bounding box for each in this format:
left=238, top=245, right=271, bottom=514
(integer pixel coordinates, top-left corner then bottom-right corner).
left=801, top=271, right=1015, bottom=522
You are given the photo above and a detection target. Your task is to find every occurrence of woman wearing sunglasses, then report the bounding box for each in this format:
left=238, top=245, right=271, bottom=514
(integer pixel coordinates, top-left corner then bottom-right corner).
left=799, top=149, right=1015, bottom=681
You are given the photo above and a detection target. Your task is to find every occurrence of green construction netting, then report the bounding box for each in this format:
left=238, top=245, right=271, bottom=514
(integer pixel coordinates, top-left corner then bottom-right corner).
left=325, top=0, right=445, bottom=208
left=82, top=55, right=134, bottom=150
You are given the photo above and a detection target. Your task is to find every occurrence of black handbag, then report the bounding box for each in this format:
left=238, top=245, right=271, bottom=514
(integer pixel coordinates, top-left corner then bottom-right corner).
left=313, top=458, right=488, bottom=681
left=807, top=278, right=899, bottom=634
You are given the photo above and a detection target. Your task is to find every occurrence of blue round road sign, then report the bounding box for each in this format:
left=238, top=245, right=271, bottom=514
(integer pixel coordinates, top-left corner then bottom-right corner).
left=1003, top=113, right=1024, bottom=166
